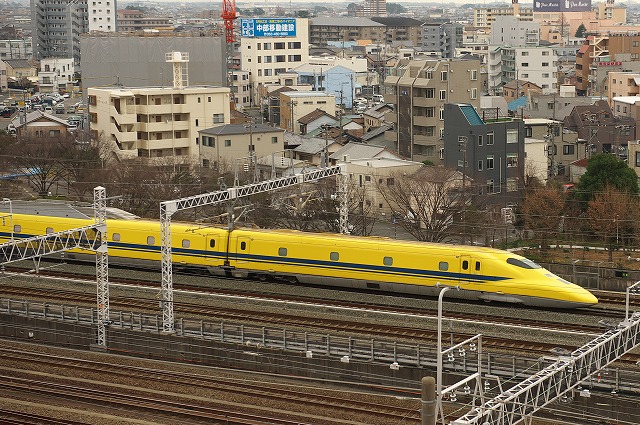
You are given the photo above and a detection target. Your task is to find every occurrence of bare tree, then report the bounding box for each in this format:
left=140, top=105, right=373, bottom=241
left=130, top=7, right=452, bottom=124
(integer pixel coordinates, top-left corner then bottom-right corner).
left=376, top=166, right=472, bottom=242
left=587, top=186, right=638, bottom=261
left=522, top=187, right=565, bottom=250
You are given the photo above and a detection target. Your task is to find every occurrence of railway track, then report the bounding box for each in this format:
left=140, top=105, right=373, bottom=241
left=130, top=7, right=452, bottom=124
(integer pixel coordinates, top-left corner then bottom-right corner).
left=1, top=346, right=420, bottom=424
left=2, top=279, right=640, bottom=365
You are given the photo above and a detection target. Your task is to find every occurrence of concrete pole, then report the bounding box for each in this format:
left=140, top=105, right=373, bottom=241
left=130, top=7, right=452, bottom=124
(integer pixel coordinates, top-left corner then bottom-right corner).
left=422, top=376, right=436, bottom=425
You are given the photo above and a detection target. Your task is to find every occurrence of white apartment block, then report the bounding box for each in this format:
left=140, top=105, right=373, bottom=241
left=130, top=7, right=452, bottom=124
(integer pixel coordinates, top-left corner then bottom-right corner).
left=88, top=85, right=230, bottom=164
left=490, top=16, right=540, bottom=47
left=489, top=46, right=557, bottom=95
left=231, top=69, right=252, bottom=110
left=38, top=57, right=75, bottom=93
left=240, top=18, right=309, bottom=104
left=88, top=0, right=116, bottom=32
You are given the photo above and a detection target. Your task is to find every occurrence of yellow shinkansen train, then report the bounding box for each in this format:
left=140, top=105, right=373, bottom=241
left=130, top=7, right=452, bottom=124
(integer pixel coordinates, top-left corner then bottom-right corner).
left=0, top=213, right=598, bottom=309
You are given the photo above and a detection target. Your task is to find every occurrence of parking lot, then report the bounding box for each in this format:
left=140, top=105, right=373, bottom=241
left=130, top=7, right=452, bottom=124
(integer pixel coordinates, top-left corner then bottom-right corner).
left=0, top=91, right=85, bottom=131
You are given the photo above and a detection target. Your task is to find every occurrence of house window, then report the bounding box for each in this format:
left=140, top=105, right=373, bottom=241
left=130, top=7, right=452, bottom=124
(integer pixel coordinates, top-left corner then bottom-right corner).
left=636, top=151, right=640, bottom=167
left=272, top=136, right=278, bottom=144
left=487, top=179, right=494, bottom=193
left=441, top=70, right=448, bottom=81
left=506, top=153, right=518, bottom=167
left=521, top=51, right=529, bottom=56
left=213, top=113, right=224, bottom=123
left=478, top=160, right=483, bottom=171
left=563, top=145, right=575, bottom=155
left=487, top=155, right=494, bottom=169
left=478, top=135, right=483, bottom=146
left=439, top=108, right=444, bottom=120
left=521, top=63, right=528, bottom=67
left=387, top=178, right=394, bottom=186
left=426, top=107, right=435, bottom=117
left=426, top=88, right=435, bottom=98
left=470, top=69, right=477, bottom=80
left=439, top=90, right=446, bottom=100
left=470, top=88, right=477, bottom=99
left=487, top=132, right=494, bottom=145
left=507, top=129, right=518, bottom=143
left=542, top=62, right=549, bottom=67
left=225, top=139, right=231, bottom=147
left=507, top=177, right=518, bottom=192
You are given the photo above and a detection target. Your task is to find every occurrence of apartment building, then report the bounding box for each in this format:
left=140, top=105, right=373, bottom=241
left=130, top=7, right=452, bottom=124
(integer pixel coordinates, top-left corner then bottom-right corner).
left=88, top=0, right=116, bottom=32
left=240, top=18, right=309, bottom=103
left=38, top=57, right=75, bottom=93
left=279, top=91, right=336, bottom=135
left=488, top=46, right=558, bottom=95
left=0, top=38, right=32, bottom=60
left=421, top=22, right=464, bottom=59
left=30, top=0, right=88, bottom=62
left=370, top=17, right=423, bottom=47
left=383, top=57, right=483, bottom=163
left=443, top=103, right=525, bottom=205
left=575, top=33, right=640, bottom=96
left=473, top=4, right=534, bottom=32
left=88, top=85, right=230, bottom=164
left=490, top=16, right=540, bottom=47
left=116, top=9, right=172, bottom=32
left=608, top=71, right=640, bottom=103
left=309, top=17, right=385, bottom=46
left=354, top=0, right=386, bottom=18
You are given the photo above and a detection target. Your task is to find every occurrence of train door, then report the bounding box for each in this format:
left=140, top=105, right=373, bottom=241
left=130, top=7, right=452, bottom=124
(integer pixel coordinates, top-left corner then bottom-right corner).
left=235, top=236, right=251, bottom=264
left=206, top=235, right=220, bottom=265
left=459, top=255, right=481, bottom=284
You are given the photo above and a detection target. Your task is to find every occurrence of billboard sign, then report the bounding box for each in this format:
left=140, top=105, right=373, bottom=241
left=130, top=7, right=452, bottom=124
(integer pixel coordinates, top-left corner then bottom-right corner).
left=241, top=18, right=297, bottom=38
left=533, top=0, right=591, bottom=11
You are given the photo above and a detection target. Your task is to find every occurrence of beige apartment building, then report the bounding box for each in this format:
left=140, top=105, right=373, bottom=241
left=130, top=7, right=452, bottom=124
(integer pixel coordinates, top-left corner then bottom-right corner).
left=608, top=71, right=640, bottom=103
left=383, top=57, right=482, bottom=163
left=198, top=123, right=285, bottom=173
left=88, top=85, right=230, bottom=164
left=279, top=91, right=336, bottom=135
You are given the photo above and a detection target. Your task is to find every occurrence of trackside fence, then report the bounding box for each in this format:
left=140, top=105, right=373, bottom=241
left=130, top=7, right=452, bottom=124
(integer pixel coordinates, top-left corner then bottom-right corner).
left=2, top=298, right=640, bottom=396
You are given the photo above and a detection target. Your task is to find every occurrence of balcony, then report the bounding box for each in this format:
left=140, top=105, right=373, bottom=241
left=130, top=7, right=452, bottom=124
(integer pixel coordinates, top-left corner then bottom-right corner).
left=138, top=137, right=191, bottom=151
left=136, top=120, right=190, bottom=132
left=413, top=97, right=437, bottom=108
left=414, top=116, right=436, bottom=127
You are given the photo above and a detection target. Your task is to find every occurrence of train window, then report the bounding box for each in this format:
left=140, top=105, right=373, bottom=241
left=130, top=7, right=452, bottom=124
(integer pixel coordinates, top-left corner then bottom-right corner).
left=182, top=239, right=190, bottom=248
left=209, top=239, right=216, bottom=248
left=241, top=241, right=246, bottom=250
left=383, top=256, right=393, bottom=266
left=46, top=227, right=54, bottom=234
left=13, top=224, right=21, bottom=233
left=278, top=247, right=287, bottom=256
left=507, top=258, right=542, bottom=269
left=147, top=236, right=155, bottom=245
left=462, top=260, right=469, bottom=270
left=112, top=233, right=120, bottom=241
left=439, top=261, right=448, bottom=271
left=330, top=252, right=339, bottom=261
left=475, top=261, right=480, bottom=271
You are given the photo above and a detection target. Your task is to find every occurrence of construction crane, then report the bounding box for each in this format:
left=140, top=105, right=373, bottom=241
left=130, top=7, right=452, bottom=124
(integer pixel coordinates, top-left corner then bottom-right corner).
left=221, top=0, right=237, bottom=43
left=221, top=0, right=237, bottom=93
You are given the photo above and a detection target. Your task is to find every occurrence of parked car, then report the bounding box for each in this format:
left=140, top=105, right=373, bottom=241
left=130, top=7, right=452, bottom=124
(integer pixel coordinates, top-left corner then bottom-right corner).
left=66, top=105, right=76, bottom=114
left=44, top=106, right=53, bottom=114
left=55, top=104, right=65, bottom=114
left=0, top=107, right=16, bottom=117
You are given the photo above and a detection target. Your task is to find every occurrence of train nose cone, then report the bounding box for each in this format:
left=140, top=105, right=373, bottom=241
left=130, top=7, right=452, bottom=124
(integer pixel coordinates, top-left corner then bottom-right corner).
left=572, top=288, right=599, bottom=307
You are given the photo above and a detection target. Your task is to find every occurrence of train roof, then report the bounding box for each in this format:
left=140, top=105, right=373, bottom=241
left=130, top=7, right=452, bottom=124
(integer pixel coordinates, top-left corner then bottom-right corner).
left=0, top=200, right=138, bottom=220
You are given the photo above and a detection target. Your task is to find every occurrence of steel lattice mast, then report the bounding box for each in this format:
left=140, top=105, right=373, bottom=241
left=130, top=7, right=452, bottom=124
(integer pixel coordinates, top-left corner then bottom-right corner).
left=452, top=312, right=640, bottom=424
left=160, top=165, right=346, bottom=333
left=94, top=187, right=109, bottom=347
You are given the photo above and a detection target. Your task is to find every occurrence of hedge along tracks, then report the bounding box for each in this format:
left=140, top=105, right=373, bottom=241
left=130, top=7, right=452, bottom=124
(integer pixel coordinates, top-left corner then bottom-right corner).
left=0, top=346, right=421, bottom=425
